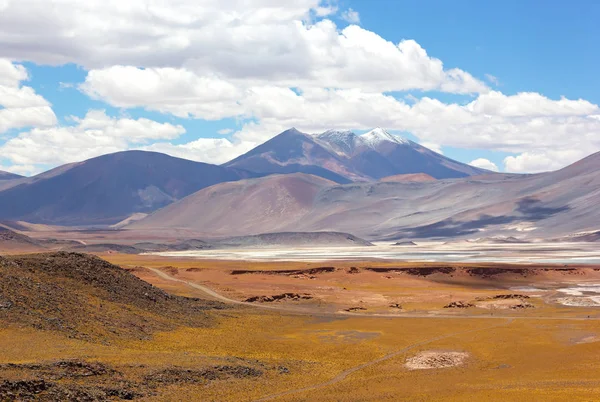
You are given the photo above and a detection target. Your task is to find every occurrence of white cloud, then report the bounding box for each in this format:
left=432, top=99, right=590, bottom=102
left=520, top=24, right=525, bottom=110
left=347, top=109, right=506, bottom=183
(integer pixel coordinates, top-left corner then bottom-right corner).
left=1, top=1, right=597, bottom=174
left=0, top=0, right=487, bottom=95
left=0, top=59, right=57, bottom=134
left=420, top=142, right=443, bottom=155
left=0, top=59, right=28, bottom=86
left=484, top=73, right=499, bottom=86
left=503, top=149, right=587, bottom=173
left=217, top=128, right=234, bottom=135
left=469, top=158, right=499, bottom=172
left=0, top=163, right=36, bottom=176
left=341, top=8, right=360, bottom=24
left=0, top=110, right=185, bottom=173
left=82, top=83, right=600, bottom=172
left=141, top=138, right=255, bottom=165
left=81, top=66, right=244, bottom=120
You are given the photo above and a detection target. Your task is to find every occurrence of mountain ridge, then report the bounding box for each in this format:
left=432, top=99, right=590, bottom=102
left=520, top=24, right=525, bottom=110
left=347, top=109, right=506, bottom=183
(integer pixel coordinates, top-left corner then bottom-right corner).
left=0, top=150, right=257, bottom=225
left=225, top=127, right=487, bottom=182
left=132, top=151, right=600, bottom=241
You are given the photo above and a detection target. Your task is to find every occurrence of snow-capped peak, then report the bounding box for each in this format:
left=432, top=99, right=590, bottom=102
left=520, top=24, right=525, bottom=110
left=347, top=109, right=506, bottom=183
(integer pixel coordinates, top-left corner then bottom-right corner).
left=317, top=129, right=355, bottom=139
left=314, top=129, right=360, bottom=155
left=360, top=128, right=409, bottom=147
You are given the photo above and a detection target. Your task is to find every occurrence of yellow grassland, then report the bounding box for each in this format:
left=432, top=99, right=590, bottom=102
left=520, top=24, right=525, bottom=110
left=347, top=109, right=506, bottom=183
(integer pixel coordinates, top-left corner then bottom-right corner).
left=3, top=253, right=600, bottom=400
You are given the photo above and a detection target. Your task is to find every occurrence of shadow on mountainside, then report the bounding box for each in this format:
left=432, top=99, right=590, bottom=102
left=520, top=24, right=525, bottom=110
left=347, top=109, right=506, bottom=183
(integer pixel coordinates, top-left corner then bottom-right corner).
left=397, top=197, right=571, bottom=239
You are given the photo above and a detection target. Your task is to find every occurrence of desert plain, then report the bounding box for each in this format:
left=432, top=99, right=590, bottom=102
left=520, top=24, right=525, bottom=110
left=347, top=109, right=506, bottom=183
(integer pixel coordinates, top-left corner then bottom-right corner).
left=4, top=238, right=600, bottom=401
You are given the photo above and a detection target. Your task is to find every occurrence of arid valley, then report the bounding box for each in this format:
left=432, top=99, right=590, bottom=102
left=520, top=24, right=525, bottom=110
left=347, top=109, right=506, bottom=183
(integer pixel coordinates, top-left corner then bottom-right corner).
left=3, top=2, right=600, bottom=400
left=4, top=231, right=600, bottom=400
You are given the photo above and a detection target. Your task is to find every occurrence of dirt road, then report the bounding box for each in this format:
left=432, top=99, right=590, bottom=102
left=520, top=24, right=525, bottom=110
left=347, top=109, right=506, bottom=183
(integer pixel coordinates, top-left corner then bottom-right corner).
left=146, top=267, right=599, bottom=321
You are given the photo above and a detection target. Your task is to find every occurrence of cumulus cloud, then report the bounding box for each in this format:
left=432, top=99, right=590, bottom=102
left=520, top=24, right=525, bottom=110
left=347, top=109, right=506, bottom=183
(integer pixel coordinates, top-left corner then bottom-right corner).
left=0, top=110, right=185, bottom=173
left=420, top=142, right=443, bottom=155
left=0, top=59, right=57, bottom=134
left=141, top=138, right=255, bottom=165
left=341, top=8, right=360, bottom=24
left=217, top=128, right=234, bottom=135
left=0, top=0, right=486, bottom=95
left=84, top=77, right=600, bottom=172
left=503, top=149, right=587, bottom=173
left=1, top=1, right=598, bottom=174
left=469, top=158, right=499, bottom=172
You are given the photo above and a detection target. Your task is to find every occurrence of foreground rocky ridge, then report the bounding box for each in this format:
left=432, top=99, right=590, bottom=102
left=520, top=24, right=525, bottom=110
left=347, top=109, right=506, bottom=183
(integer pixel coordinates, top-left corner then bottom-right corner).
left=0, top=252, right=226, bottom=341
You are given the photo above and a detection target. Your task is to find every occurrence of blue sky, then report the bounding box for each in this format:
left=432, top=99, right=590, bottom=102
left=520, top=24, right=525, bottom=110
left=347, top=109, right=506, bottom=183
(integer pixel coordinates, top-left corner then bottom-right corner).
left=1, top=0, right=599, bottom=175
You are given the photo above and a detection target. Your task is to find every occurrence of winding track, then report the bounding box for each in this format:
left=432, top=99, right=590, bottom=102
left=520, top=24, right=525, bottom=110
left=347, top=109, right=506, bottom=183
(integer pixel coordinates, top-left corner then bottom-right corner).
left=146, top=267, right=598, bottom=400
left=146, top=267, right=599, bottom=321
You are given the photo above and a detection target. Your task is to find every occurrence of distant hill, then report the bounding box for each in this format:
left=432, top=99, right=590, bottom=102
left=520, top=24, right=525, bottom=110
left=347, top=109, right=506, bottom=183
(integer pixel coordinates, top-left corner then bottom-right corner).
left=130, top=173, right=334, bottom=236
left=214, top=232, right=374, bottom=248
left=224, top=128, right=487, bottom=182
left=0, top=226, right=43, bottom=252
left=0, top=151, right=256, bottom=225
left=132, top=151, right=600, bottom=241
left=0, top=170, right=22, bottom=181
left=380, top=173, right=436, bottom=182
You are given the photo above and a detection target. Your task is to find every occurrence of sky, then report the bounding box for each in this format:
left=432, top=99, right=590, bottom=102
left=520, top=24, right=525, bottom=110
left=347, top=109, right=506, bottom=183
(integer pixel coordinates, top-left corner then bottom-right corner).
left=1, top=0, right=599, bottom=176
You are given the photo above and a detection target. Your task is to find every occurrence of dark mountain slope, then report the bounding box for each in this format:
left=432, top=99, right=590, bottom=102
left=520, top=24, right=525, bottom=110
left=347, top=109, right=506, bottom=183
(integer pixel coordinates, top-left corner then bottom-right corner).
left=0, top=170, right=22, bottom=181
left=0, top=150, right=255, bottom=225
left=224, top=128, right=356, bottom=183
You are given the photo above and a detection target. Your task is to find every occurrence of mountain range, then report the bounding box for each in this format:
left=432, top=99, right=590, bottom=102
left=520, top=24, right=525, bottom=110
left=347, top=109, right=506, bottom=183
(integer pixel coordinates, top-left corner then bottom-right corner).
left=225, top=128, right=486, bottom=182
left=132, top=151, right=600, bottom=240
left=0, top=128, right=485, bottom=226
left=1, top=127, right=599, bottom=241
left=0, top=151, right=254, bottom=225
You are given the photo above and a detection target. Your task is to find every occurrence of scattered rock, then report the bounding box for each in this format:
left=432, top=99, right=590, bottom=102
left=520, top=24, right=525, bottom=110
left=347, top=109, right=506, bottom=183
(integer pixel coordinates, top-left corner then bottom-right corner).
left=277, top=366, right=290, bottom=374
left=444, top=301, right=474, bottom=309
left=344, top=307, right=367, bottom=312
left=366, top=267, right=455, bottom=276
left=389, top=303, right=402, bottom=309
left=0, top=298, right=12, bottom=309
left=0, top=252, right=226, bottom=341
left=244, top=293, right=312, bottom=303
left=0, top=379, right=51, bottom=399
left=491, top=294, right=530, bottom=300
left=347, top=267, right=360, bottom=274
left=231, top=267, right=335, bottom=276
left=466, top=268, right=529, bottom=278
left=21, top=360, right=108, bottom=379
left=186, top=268, right=202, bottom=272
left=510, top=302, right=535, bottom=310
left=148, top=365, right=263, bottom=385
